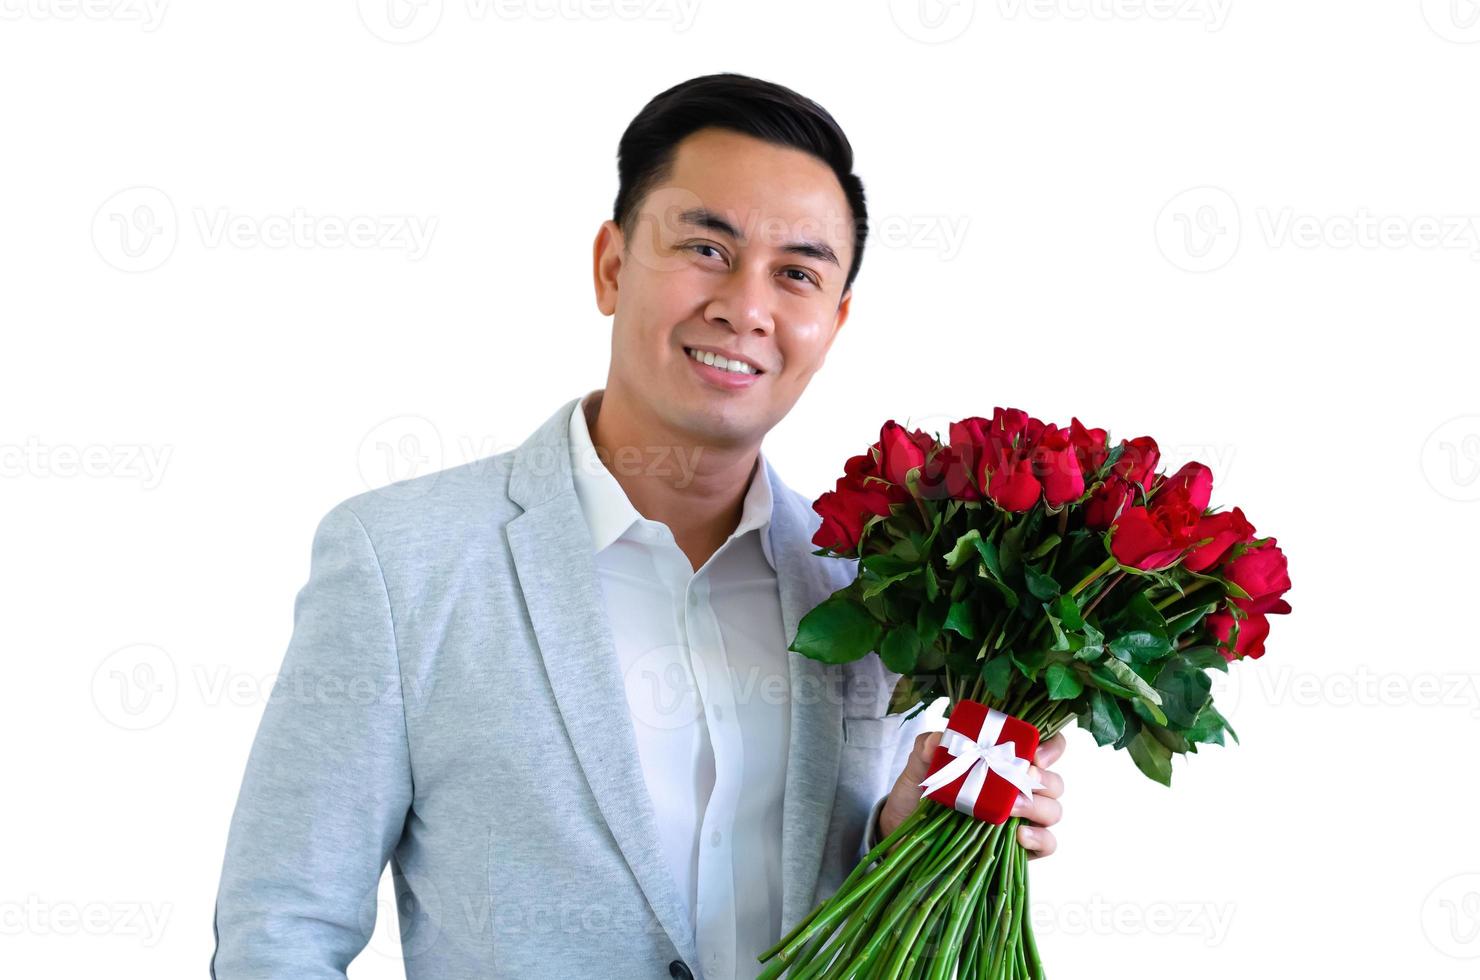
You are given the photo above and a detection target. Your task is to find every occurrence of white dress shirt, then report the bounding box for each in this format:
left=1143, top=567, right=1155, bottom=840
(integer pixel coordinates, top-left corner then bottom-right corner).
left=568, top=390, right=791, bottom=980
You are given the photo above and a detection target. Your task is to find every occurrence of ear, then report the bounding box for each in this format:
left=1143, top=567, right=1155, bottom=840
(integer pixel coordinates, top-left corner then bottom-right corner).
left=593, top=219, right=624, bottom=316
left=821, top=285, right=852, bottom=359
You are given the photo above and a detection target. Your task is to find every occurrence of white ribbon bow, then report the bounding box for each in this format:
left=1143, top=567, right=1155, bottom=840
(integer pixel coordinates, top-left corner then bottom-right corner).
left=918, top=702, right=1045, bottom=817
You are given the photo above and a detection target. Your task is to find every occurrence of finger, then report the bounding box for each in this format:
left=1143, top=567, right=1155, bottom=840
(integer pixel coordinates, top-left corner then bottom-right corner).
left=1024, top=764, right=1064, bottom=800
left=1011, top=792, right=1062, bottom=829
left=900, top=731, right=942, bottom=781
left=1033, top=732, right=1067, bottom=769
left=1019, top=824, right=1057, bottom=859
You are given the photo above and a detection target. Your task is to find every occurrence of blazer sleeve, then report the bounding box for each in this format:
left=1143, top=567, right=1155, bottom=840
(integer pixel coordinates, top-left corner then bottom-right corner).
left=210, top=502, right=414, bottom=978
left=854, top=705, right=933, bottom=867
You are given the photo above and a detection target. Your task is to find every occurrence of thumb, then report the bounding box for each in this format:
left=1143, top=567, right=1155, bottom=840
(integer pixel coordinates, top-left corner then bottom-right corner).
left=888, top=731, right=942, bottom=809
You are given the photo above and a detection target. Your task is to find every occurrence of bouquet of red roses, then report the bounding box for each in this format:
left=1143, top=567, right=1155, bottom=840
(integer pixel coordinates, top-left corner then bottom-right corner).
left=756, top=408, right=1292, bottom=979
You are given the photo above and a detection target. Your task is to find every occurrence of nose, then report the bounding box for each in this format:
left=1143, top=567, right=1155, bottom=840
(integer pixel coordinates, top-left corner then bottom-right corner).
left=704, top=261, right=775, bottom=337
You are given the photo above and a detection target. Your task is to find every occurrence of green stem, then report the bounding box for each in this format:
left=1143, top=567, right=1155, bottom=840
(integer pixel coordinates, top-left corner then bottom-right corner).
left=1068, top=555, right=1117, bottom=597
left=1154, top=576, right=1214, bottom=610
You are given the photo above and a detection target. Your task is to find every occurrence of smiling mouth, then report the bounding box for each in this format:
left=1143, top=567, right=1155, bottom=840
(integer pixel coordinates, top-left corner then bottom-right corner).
left=683, top=346, right=764, bottom=376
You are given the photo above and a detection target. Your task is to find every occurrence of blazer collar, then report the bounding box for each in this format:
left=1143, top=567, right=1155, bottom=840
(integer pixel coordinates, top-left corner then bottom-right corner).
left=505, top=393, right=847, bottom=959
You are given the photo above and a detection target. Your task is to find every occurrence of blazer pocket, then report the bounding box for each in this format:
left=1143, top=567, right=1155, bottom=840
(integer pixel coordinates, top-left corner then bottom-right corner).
left=841, top=713, right=910, bottom=750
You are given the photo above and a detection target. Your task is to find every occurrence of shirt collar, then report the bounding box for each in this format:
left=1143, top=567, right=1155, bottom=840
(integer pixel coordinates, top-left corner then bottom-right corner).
left=568, top=390, right=776, bottom=570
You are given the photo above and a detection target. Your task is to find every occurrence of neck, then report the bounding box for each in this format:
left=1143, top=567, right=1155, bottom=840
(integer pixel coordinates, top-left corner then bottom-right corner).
left=585, top=385, right=760, bottom=572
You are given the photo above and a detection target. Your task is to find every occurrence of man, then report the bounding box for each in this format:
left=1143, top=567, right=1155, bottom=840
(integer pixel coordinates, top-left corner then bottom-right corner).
left=210, top=72, right=1065, bottom=980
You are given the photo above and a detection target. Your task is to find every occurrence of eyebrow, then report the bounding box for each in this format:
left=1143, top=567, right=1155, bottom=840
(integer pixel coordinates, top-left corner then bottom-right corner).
left=675, top=207, right=841, bottom=268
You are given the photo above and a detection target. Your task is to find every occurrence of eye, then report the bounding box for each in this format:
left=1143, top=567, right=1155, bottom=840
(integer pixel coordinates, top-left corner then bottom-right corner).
left=783, top=267, right=820, bottom=287
left=686, top=242, right=726, bottom=262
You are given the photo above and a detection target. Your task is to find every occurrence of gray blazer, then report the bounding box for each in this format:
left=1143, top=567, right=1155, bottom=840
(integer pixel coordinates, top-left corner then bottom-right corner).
left=209, top=393, right=928, bottom=979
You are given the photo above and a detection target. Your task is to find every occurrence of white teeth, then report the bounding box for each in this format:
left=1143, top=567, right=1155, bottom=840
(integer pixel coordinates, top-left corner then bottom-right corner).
left=686, top=347, right=757, bottom=375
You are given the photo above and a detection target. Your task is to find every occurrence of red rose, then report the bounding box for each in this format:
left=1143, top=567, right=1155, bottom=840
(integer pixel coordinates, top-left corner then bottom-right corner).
left=948, top=417, right=991, bottom=499
left=1207, top=609, right=1271, bottom=661
left=1114, top=436, right=1160, bottom=487
left=1157, top=461, right=1213, bottom=512
left=986, top=450, right=1041, bottom=512
left=842, top=448, right=907, bottom=516
left=1029, top=424, right=1086, bottom=507
left=1084, top=476, right=1136, bottom=531
left=920, top=442, right=978, bottom=500
left=879, top=421, right=933, bottom=487
left=1109, top=494, right=1202, bottom=570
left=979, top=408, right=1049, bottom=512
left=812, top=488, right=863, bottom=553
left=1182, top=507, right=1256, bottom=573
left=1068, top=417, right=1109, bottom=476
left=1223, top=538, right=1293, bottom=616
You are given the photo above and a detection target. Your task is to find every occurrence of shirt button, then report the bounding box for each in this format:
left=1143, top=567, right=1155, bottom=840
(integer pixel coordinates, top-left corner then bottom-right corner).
left=667, top=960, right=693, bottom=980
left=710, top=830, right=722, bottom=847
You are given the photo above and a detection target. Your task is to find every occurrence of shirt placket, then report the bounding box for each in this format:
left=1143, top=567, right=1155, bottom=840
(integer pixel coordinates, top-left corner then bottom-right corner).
left=685, top=568, right=742, bottom=980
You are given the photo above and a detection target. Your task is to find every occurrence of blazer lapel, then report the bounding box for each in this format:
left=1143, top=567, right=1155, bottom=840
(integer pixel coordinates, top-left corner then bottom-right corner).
left=766, top=463, right=849, bottom=935
left=504, top=396, right=701, bottom=968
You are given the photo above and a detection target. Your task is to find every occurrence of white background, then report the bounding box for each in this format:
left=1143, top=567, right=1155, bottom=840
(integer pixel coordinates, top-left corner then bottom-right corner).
left=4, top=0, right=1479, bottom=976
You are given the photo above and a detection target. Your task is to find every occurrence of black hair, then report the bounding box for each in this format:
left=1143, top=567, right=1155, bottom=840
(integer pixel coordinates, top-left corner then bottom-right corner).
left=613, top=72, right=868, bottom=296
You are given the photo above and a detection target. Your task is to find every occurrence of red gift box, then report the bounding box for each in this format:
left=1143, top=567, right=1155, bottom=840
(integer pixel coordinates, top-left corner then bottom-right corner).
left=920, top=699, right=1041, bottom=825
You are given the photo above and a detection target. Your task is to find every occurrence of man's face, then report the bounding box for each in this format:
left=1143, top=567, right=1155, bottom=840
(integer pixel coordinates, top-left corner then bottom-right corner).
left=593, top=126, right=855, bottom=448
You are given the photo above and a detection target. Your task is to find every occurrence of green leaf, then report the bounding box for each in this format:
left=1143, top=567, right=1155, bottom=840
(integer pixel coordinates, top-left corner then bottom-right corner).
left=1108, top=630, right=1173, bottom=664
left=888, top=674, right=922, bottom=715
left=788, top=594, right=882, bottom=664
left=1147, top=723, right=1192, bottom=754
left=1179, top=645, right=1230, bottom=672
left=1101, top=658, right=1166, bottom=724
left=973, top=535, right=1006, bottom=581
left=1155, top=658, right=1213, bottom=727
left=1127, top=730, right=1173, bottom=786
left=1083, top=688, right=1126, bottom=746
left=1012, top=645, right=1049, bottom=680
left=949, top=570, right=970, bottom=601
left=944, top=529, right=984, bottom=570
left=976, top=567, right=1020, bottom=609
left=944, top=599, right=978, bottom=640
left=1131, top=698, right=1170, bottom=727
left=1088, top=663, right=1139, bottom=699
left=1073, top=642, right=1105, bottom=663
left=862, top=567, right=918, bottom=599
left=1184, top=700, right=1227, bottom=746
left=861, top=553, right=916, bottom=577
left=923, top=562, right=940, bottom=602
left=1045, top=663, right=1084, bottom=700
left=1045, top=611, right=1071, bottom=652
left=1053, top=594, right=1084, bottom=631
left=1165, top=602, right=1217, bottom=639
left=879, top=625, right=921, bottom=674
left=916, top=599, right=945, bottom=647
left=1116, top=591, right=1167, bottom=632
left=1113, top=711, right=1142, bottom=750
left=981, top=655, right=1015, bottom=700
left=1024, top=563, right=1060, bottom=601
left=1026, top=534, right=1062, bottom=560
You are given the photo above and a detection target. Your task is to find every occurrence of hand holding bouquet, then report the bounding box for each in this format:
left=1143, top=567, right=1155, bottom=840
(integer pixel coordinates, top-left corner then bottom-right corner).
left=757, top=408, right=1292, bottom=979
